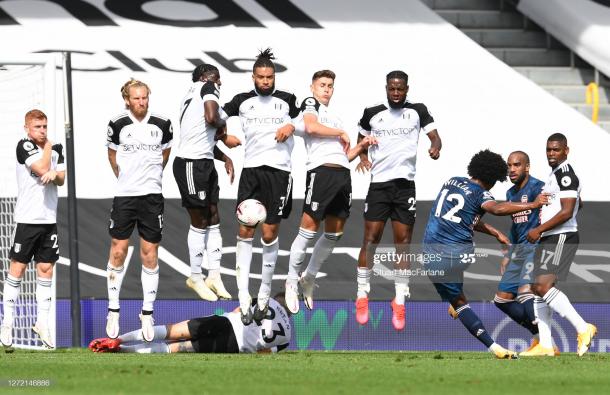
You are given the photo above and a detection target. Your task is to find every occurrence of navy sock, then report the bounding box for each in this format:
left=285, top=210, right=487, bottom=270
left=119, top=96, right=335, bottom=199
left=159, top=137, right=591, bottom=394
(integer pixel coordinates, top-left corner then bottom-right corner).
left=456, top=304, right=494, bottom=348
left=494, top=295, right=538, bottom=335
left=517, top=293, right=538, bottom=335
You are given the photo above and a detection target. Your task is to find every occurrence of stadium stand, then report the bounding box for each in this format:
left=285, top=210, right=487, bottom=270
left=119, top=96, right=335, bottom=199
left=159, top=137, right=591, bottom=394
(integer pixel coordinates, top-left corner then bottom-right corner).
left=423, top=0, right=610, bottom=131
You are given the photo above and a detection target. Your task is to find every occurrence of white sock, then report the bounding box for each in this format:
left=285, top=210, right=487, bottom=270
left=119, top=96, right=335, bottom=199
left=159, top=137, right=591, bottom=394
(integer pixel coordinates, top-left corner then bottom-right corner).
left=305, top=232, right=340, bottom=280
left=488, top=342, right=502, bottom=354
left=236, top=237, right=253, bottom=296
left=1, top=274, right=21, bottom=326
left=121, top=342, right=170, bottom=353
left=205, top=224, right=222, bottom=281
left=35, top=277, right=53, bottom=325
left=188, top=225, right=206, bottom=279
left=534, top=296, right=554, bottom=349
left=107, top=263, right=125, bottom=311
left=258, top=237, right=279, bottom=304
left=357, top=267, right=371, bottom=299
left=141, top=265, right=159, bottom=312
left=119, top=325, right=167, bottom=343
left=288, top=228, right=316, bottom=283
left=543, top=287, right=588, bottom=333
left=393, top=269, right=410, bottom=305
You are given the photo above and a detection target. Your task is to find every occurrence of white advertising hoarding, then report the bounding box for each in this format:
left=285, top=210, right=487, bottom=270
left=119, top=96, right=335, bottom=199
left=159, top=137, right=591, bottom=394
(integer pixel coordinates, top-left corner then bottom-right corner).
left=1, top=0, right=608, bottom=200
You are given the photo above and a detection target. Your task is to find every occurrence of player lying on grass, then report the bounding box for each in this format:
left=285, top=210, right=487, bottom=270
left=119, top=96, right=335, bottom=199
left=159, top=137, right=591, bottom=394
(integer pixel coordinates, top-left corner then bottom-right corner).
left=89, top=294, right=290, bottom=354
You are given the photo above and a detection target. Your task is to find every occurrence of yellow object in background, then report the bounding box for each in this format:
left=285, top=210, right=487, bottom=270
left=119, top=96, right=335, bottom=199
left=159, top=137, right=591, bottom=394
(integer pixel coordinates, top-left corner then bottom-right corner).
left=586, top=82, right=599, bottom=124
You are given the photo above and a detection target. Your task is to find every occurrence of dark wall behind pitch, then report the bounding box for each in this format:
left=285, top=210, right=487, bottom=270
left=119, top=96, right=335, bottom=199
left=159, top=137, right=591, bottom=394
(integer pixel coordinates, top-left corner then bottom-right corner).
left=55, top=199, right=610, bottom=302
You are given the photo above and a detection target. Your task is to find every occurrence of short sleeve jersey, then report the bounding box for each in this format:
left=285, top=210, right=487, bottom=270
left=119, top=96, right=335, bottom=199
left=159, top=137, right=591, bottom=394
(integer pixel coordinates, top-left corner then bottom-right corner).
left=176, top=80, right=220, bottom=160
left=222, top=90, right=299, bottom=171
left=540, top=161, right=580, bottom=236
left=296, top=96, right=349, bottom=170
left=106, top=111, right=173, bottom=196
left=225, top=298, right=291, bottom=353
left=14, top=139, right=65, bottom=224
left=506, top=176, right=544, bottom=244
left=423, top=177, right=494, bottom=255
left=358, top=101, right=436, bottom=182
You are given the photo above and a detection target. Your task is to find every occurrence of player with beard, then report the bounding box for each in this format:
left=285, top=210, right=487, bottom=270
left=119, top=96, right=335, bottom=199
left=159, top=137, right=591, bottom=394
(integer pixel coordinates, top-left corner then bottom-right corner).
left=104, top=79, right=173, bottom=342
left=354, top=71, right=442, bottom=331
left=222, top=49, right=299, bottom=325
left=492, top=151, right=552, bottom=353
left=423, top=150, right=548, bottom=359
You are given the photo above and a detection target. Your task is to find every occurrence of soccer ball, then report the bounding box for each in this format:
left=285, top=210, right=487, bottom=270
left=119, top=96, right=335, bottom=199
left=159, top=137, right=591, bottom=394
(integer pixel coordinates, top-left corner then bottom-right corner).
left=236, top=199, right=267, bottom=227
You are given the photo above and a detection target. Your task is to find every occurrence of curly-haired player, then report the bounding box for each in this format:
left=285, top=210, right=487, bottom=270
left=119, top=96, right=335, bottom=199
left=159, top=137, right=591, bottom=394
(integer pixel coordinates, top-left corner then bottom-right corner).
left=422, top=150, right=549, bottom=359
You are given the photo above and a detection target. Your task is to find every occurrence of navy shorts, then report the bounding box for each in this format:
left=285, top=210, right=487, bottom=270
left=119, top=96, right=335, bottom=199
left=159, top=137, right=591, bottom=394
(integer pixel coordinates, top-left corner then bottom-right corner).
left=424, top=253, right=470, bottom=302
left=498, top=244, right=536, bottom=294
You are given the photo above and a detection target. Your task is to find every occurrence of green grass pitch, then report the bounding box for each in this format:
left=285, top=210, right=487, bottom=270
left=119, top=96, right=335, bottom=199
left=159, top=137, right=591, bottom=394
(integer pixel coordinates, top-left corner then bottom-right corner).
left=1, top=349, right=609, bottom=394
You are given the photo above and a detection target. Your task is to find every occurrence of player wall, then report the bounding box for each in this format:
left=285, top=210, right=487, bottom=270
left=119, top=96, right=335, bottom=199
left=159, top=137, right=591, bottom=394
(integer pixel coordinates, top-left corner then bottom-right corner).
left=55, top=299, right=610, bottom=352
left=1, top=0, right=610, bottom=201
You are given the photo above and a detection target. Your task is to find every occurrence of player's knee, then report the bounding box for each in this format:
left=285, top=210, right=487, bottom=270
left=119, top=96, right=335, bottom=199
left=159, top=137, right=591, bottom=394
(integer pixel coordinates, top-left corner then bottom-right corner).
left=208, top=205, right=220, bottom=226
left=532, top=282, right=551, bottom=297
left=239, top=225, right=256, bottom=239
left=363, top=234, right=381, bottom=246
left=188, top=208, right=208, bottom=228
left=110, top=248, right=127, bottom=265
left=208, top=214, right=220, bottom=226
left=261, top=235, right=279, bottom=245
left=140, top=243, right=158, bottom=266
left=199, top=218, right=210, bottom=229
left=261, top=228, right=279, bottom=244
left=9, top=261, right=27, bottom=278
left=395, top=235, right=412, bottom=245
left=36, top=263, right=54, bottom=277
left=140, top=252, right=157, bottom=268
left=450, top=295, right=467, bottom=308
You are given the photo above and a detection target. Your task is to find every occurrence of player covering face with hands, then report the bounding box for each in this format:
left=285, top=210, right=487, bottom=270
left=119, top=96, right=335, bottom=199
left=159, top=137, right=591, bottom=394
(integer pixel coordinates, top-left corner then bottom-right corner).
left=2, top=109, right=65, bottom=351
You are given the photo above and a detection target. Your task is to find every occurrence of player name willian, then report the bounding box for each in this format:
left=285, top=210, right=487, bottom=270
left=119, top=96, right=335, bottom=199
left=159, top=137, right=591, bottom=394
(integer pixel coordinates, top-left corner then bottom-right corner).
left=444, top=178, right=473, bottom=195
